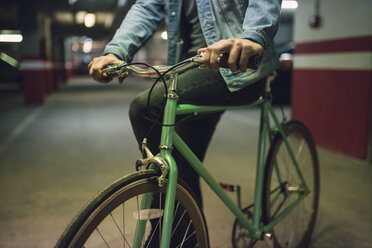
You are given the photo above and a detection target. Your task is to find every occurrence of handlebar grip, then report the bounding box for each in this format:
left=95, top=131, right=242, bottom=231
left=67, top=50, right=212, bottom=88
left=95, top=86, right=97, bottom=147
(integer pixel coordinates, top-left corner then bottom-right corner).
left=218, top=53, right=260, bottom=70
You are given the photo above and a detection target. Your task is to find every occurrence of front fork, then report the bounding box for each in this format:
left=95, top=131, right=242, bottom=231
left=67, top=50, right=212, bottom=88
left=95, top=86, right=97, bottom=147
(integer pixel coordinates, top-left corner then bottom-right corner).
left=133, top=140, right=178, bottom=248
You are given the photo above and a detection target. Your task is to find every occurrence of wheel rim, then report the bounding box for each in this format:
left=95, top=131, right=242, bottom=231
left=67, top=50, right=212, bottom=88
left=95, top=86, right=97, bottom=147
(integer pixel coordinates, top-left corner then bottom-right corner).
left=69, top=178, right=208, bottom=248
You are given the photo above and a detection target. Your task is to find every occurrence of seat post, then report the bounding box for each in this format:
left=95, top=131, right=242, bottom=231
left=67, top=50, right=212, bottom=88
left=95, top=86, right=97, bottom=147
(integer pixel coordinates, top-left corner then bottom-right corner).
left=265, top=72, right=277, bottom=95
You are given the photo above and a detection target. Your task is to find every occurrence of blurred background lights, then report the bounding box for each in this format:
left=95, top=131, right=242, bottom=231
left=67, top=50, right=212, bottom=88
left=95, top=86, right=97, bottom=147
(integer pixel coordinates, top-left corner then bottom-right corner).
left=76, top=11, right=87, bottom=24
left=282, top=0, right=298, bottom=9
left=84, top=13, right=96, bottom=28
left=68, top=0, right=78, bottom=5
left=71, top=42, right=79, bottom=52
left=83, top=38, right=93, bottom=53
left=0, top=34, right=23, bottom=43
left=0, top=52, right=19, bottom=68
left=161, top=31, right=168, bottom=40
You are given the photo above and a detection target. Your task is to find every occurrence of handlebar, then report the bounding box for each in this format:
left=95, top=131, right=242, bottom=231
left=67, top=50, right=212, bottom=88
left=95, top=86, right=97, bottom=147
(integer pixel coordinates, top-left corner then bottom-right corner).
left=103, top=53, right=260, bottom=80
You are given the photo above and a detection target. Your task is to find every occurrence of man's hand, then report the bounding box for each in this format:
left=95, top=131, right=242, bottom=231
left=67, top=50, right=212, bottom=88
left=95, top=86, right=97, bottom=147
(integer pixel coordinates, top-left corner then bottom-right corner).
left=88, top=53, right=123, bottom=83
left=197, top=38, right=263, bottom=72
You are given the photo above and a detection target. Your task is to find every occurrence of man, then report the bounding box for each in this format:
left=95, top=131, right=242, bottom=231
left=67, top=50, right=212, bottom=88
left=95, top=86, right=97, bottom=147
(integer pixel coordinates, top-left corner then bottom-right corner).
left=89, top=0, right=281, bottom=206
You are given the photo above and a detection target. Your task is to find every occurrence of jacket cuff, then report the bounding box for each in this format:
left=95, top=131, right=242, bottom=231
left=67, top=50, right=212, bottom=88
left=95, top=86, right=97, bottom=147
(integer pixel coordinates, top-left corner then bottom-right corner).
left=239, top=29, right=268, bottom=50
left=103, top=46, right=130, bottom=62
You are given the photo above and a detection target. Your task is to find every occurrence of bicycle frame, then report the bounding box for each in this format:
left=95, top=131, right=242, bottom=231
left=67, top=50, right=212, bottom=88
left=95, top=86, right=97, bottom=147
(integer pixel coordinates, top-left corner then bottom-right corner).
left=133, top=72, right=310, bottom=247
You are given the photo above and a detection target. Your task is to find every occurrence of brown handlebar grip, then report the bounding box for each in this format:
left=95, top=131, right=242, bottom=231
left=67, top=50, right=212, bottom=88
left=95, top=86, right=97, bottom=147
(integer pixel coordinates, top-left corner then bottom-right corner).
left=218, top=53, right=260, bottom=70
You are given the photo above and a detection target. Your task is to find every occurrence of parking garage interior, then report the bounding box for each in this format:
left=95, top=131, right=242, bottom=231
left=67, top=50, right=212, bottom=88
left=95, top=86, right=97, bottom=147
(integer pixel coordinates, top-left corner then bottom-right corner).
left=0, top=0, right=371, bottom=247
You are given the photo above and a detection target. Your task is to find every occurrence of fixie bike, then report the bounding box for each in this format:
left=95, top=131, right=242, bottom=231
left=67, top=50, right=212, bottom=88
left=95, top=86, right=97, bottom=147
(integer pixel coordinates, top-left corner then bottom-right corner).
left=55, top=53, right=319, bottom=248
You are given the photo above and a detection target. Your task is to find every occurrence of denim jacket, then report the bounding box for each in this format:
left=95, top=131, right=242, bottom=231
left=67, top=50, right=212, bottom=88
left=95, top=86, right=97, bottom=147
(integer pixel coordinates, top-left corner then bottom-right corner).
left=104, top=0, right=282, bottom=91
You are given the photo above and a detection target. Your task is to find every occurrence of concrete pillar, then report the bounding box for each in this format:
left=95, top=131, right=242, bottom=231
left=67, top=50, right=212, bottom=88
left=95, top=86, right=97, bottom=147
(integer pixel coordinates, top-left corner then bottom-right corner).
left=52, top=36, right=68, bottom=86
left=291, top=0, right=372, bottom=161
left=20, top=5, right=55, bottom=105
left=41, top=15, right=56, bottom=94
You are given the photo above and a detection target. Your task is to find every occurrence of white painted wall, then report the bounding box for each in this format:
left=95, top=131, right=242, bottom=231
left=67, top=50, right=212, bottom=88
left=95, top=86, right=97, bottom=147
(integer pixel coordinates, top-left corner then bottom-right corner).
left=294, top=0, right=372, bottom=43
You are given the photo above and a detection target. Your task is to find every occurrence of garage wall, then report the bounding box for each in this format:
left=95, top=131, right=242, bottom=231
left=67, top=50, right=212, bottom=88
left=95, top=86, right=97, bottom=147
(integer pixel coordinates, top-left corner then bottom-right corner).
left=291, top=0, right=372, bottom=161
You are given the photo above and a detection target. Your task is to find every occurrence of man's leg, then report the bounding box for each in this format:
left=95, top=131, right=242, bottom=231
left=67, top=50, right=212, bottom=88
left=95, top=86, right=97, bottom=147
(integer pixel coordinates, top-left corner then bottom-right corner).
left=129, top=69, right=227, bottom=246
left=129, top=68, right=265, bottom=200
left=129, top=69, right=228, bottom=201
left=128, top=68, right=265, bottom=246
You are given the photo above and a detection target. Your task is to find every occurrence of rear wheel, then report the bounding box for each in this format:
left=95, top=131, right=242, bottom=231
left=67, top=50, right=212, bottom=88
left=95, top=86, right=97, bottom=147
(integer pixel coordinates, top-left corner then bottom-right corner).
left=56, top=170, right=209, bottom=248
left=263, top=121, right=319, bottom=248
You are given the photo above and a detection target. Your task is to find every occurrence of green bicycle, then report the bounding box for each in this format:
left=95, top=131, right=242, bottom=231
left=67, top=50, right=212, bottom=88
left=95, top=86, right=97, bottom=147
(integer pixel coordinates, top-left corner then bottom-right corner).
left=55, top=54, right=319, bottom=248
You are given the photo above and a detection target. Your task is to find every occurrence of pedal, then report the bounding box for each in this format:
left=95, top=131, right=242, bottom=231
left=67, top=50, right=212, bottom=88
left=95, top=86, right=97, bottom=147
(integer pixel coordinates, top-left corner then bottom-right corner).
left=219, top=182, right=242, bottom=209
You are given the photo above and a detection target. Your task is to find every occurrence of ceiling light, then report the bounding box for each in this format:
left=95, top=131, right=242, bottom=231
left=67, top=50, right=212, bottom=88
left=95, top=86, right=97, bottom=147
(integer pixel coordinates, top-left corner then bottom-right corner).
left=0, top=52, right=19, bottom=68
left=0, top=34, right=23, bottom=43
left=84, top=13, right=96, bottom=28
left=54, top=11, right=74, bottom=24
left=76, top=11, right=87, bottom=25
left=282, top=0, right=298, bottom=9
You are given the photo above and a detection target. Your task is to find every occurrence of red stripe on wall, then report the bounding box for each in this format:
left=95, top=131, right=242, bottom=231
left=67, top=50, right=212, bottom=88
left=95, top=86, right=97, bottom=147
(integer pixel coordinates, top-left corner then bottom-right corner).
left=291, top=69, right=372, bottom=160
left=295, top=35, right=372, bottom=54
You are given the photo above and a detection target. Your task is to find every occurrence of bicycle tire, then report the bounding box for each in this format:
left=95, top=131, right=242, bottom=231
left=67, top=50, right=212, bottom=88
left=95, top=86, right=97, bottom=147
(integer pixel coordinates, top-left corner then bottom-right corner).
left=263, top=121, right=320, bottom=248
left=55, top=169, right=209, bottom=248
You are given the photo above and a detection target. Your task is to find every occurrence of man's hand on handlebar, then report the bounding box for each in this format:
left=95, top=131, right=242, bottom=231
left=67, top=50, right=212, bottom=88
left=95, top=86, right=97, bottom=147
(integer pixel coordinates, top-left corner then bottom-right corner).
left=89, top=39, right=262, bottom=83
left=88, top=53, right=123, bottom=83
left=197, top=38, right=263, bottom=72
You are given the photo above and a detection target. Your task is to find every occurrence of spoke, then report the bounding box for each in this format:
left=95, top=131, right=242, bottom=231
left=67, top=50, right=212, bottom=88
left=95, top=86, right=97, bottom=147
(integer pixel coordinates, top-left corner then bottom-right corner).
left=177, top=230, right=196, bottom=248
left=96, top=227, right=111, bottom=248
left=171, top=209, right=187, bottom=237
left=159, top=193, right=162, bottom=245
left=109, top=213, right=132, bottom=248
left=248, top=239, right=258, bottom=247
left=179, top=220, right=192, bottom=247
left=145, top=219, right=161, bottom=248
left=135, top=196, right=145, bottom=247
left=296, top=139, right=305, bottom=161
left=136, top=195, right=140, bottom=218
left=272, top=194, right=288, bottom=219
left=169, top=202, right=181, bottom=242
left=269, top=183, right=283, bottom=195
left=175, top=222, right=196, bottom=248
left=174, top=202, right=180, bottom=220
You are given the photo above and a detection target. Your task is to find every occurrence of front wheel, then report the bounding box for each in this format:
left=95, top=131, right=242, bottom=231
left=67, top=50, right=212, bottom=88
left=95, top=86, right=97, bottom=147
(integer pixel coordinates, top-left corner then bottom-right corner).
left=55, top=170, right=209, bottom=248
left=263, top=121, right=320, bottom=248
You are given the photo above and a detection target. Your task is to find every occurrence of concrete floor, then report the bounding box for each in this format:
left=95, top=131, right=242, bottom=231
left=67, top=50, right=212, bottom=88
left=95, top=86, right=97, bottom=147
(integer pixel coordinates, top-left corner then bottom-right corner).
left=0, top=76, right=371, bottom=248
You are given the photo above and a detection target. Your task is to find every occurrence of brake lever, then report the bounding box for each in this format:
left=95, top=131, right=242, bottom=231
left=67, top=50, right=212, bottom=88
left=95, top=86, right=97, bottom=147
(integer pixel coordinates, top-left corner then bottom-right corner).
left=102, top=62, right=130, bottom=81
left=103, top=62, right=126, bottom=76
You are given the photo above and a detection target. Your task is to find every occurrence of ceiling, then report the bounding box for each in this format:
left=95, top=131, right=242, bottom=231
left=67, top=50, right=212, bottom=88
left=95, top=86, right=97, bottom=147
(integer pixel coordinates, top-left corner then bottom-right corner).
left=0, top=0, right=135, bottom=40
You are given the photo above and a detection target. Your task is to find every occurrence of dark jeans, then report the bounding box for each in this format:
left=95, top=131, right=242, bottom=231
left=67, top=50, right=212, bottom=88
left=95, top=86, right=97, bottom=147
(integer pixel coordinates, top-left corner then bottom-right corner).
left=129, top=68, right=264, bottom=205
